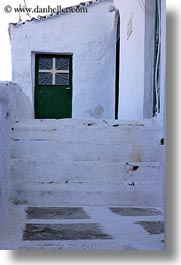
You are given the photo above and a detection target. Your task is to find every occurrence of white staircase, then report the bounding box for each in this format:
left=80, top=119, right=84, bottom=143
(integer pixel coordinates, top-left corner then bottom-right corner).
left=10, top=119, right=164, bottom=208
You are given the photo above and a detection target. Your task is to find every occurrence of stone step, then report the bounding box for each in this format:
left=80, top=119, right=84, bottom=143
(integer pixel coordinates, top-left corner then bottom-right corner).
left=12, top=118, right=159, bottom=129
left=11, top=160, right=162, bottom=184
left=11, top=126, right=162, bottom=145
left=10, top=182, right=164, bottom=207
left=11, top=141, right=163, bottom=162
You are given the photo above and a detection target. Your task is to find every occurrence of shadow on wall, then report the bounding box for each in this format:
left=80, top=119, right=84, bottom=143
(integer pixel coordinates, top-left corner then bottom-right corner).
left=0, top=82, right=33, bottom=121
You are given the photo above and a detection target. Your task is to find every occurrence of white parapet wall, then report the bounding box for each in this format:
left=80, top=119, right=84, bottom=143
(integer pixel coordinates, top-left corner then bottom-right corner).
left=0, top=81, right=33, bottom=229
left=0, top=84, right=11, bottom=230
left=0, top=82, right=33, bottom=122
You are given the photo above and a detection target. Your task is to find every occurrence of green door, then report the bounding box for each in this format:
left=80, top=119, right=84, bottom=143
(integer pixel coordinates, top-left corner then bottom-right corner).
left=35, top=54, right=72, bottom=119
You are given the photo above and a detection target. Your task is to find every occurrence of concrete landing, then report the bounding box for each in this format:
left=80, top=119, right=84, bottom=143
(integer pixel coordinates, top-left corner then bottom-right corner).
left=0, top=205, right=165, bottom=250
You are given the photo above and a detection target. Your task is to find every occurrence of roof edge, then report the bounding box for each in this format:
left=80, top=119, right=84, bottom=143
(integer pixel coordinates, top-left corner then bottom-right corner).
left=9, top=0, right=112, bottom=28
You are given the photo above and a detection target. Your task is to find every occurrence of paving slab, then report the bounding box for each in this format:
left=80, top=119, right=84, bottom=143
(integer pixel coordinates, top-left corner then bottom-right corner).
left=23, top=223, right=112, bottom=241
left=134, top=221, right=165, bottom=235
left=110, top=207, right=163, bottom=216
left=25, top=207, right=89, bottom=219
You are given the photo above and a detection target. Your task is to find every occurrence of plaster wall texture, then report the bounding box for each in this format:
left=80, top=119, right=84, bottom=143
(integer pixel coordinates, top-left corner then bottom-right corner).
left=11, top=0, right=117, bottom=119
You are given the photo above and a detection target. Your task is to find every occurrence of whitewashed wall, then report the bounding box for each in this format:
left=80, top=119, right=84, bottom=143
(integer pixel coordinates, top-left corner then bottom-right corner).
left=11, top=0, right=116, bottom=119
left=0, top=82, right=33, bottom=121
left=0, top=84, right=11, bottom=230
left=115, top=0, right=147, bottom=119
left=159, top=0, right=166, bottom=225
left=0, top=81, right=33, bottom=231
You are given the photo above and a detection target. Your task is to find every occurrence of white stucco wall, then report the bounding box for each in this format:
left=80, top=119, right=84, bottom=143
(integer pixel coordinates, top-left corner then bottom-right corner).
left=159, top=0, right=166, bottom=228
left=0, top=82, right=33, bottom=121
left=11, top=0, right=117, bottom=119
left=0, top=81, right=33, bottom=230
left=114, top=0, right=146, bottom=119
left=0, top=84, right=11, bottom=230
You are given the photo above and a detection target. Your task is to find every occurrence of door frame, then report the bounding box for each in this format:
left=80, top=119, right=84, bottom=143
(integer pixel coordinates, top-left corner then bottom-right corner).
left=32, top=52, right=73, bottom=119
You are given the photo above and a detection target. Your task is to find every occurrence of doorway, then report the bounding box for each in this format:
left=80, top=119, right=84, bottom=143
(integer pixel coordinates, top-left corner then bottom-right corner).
left=35, top=54, right=72, bottom=119
left=115, top=16, right=120, bottom=120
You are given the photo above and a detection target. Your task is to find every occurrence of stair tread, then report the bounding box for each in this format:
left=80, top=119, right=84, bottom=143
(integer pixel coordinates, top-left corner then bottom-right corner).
left=12, top=118, right=159, bottom=128
left=12, top=181, right=163, bottom=191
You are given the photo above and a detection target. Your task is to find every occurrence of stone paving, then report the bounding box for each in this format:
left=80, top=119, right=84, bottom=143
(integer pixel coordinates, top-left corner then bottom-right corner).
left=25, top=207, right=90, bottom=220
left=134, top=221, right=165, bottom=235
left=0, top=205, right=165, bottom=250
left=23, top=223, right=112, bottom=241
left=109, top=207, right=163, bottom=216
